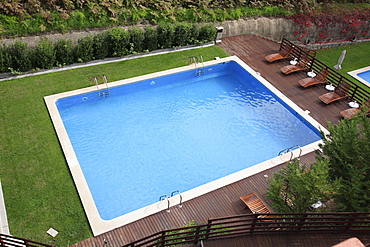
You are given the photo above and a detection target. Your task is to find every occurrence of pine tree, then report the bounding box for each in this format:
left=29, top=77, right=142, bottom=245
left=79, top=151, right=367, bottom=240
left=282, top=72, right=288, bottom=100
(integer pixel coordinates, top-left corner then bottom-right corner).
left=317, top=109, right=370, bottom=212
left=266, top=158, right=338, bottom=213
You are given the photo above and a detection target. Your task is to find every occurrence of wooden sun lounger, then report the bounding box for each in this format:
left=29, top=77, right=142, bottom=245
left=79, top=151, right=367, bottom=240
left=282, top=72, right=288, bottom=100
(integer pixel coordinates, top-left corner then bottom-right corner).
left=265, top=44, right=293, bottom=63
left=239, top=192, right=271, bottom=214
left=319, top=81, right=351, bottom=104
left=280, top=55, right=311, bottom=75
left=340, top=98, right=370, bottom=119
left=298, top=68, right=330, bottom=88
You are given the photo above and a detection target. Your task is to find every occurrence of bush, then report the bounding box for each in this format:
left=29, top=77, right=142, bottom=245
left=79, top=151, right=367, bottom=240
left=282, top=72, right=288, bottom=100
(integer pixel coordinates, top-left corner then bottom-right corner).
left=7, top=41, right=32, bottom=72
left=75, top=36, right=94, bottom=62
left=157, top=22, right=175, bottom=49
left=0, top=44, right=12, bottom=73
left=93, top=32, right=110, bottom=59
left=129, top=27, right=145, bottom=52
left=173, top=22, right=193, bottom=46
left=108, top=27, right=131, bottom=57
left=54, top=39, right=75, bottom=66
left=198, top=24, right=217, bottom=43
left=317, top=110, right=370, bottom=212
left=32, top=38, right=56, bottom=69
left=143, top=26, right=158, bottom=51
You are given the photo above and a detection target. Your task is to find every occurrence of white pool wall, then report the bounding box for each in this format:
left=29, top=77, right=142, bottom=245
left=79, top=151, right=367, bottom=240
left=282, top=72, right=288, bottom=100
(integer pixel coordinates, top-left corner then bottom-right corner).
left=348, top=66, right=370, bottom=88
left=44, top=56, right=329, bottom=236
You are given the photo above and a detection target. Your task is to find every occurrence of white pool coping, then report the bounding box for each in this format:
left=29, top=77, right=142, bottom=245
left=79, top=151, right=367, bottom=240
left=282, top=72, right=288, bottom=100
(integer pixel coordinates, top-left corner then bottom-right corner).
left=44, top=56, right=329, bottom=236
left=348, top=66, right=370, bottom=88
left=0, top=180, right=10, bottom=235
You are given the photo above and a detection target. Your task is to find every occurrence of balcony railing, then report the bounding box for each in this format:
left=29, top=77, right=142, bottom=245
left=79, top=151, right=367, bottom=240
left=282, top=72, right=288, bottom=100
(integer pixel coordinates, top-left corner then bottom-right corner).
left=122, top=212, right=370, bottom=247
left=0, top=233, right=53, bottom=247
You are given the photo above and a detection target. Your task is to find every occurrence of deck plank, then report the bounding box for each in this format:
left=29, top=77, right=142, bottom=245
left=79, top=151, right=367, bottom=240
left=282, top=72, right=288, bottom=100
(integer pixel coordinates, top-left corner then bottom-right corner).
left=70, top=35, right=369, bottom=247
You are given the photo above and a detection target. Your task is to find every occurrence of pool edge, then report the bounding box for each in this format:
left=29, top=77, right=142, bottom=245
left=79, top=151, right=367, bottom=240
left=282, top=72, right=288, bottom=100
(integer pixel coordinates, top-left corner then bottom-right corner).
left=44, top=56, right=329, bottom=236
left=348, top=66, right=370, bottom=88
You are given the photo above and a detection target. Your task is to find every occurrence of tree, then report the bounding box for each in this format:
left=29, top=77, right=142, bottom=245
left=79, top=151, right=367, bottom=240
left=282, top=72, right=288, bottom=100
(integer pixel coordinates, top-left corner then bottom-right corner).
left=317, top=109, right=370, bottom=212
left=266, top=158, right=338, bottom=213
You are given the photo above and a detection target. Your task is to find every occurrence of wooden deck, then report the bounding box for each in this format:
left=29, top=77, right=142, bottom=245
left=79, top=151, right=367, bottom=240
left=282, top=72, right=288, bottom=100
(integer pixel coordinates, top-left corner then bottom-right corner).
left=71, top=35, right=370, bottom=247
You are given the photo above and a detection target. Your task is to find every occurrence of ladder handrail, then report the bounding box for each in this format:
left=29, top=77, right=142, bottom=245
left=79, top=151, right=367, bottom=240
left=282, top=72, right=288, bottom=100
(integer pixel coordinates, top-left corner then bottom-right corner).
left=278, top=145, right=302, bottom=160
left=91, top=75, right=109, bottom=98
left=171, top=190, right=183, bottom=208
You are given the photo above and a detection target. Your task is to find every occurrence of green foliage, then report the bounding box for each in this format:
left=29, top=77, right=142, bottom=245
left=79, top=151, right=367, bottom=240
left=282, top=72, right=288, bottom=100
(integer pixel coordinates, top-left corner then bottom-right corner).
left=173, top=22, right=193, bottom=47
left=129, top=27, right=145, bottom=52
left=76, top=35, right=94, bottom=62
left=143, top=26, right=158, bottom=51
left=108, top=27, right=131, bottom=57
left=7, top=41, right=32, bottom=72
left=317, top=110, right=370, bottom=212
left=54, top=39, right=75, bottom=66
left=157, top=22, right=175, bottom=49
left=93, top=31, right=110, bottom=59
left=266, top=159, right=339, bottom=213
left=0, top=44, right=12, bottom=73
left=198, top=24, right=217, bottom=43
left=32, top=38, right=56, bottom=69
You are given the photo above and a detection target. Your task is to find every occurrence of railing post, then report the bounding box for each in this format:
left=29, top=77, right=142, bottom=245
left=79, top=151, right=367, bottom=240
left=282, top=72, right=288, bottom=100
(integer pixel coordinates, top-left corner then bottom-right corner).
left=205, top=220, right=212, bottom=240
left=159, top=231, right=166, bottom=247
left=345, top=213, right=357, bottom=231
left=296, top=214, right=308, bottom=232
left=193, top=225, right=201, bottom=245
left=250, top=214, right=258, bottom=235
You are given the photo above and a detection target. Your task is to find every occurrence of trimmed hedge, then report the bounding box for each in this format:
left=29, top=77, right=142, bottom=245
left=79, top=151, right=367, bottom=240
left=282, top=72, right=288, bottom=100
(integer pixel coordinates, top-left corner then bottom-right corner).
left=0, top=23, right=216, bottom=74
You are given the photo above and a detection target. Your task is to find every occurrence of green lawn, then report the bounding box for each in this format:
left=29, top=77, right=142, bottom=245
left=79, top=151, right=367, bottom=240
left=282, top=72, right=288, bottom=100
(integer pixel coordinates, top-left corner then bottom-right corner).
left=316, top=41, right=370, bottom=89
left=1, top=41, right=369, bottom=247
left=0, top=45, right=229, bottom=246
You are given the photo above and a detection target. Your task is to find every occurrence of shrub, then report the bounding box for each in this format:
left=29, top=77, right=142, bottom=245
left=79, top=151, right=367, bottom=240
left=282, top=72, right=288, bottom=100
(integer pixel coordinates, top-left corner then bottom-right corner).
left=157, top=22, right=175, bottom=49
left=93, top=31, right=110, bottom=59
left=198, top=24, right=216, bottom=43
left=317, top=110, right=370, bottom=212
left=143, top=26, right=158, bottom=51
left=33, top=38, right=56, bottom=69
left=108, top=27, right=131, bottom=57
left=266, top=159, right=338, bottom=213
left=129, top=27, right=145, bottom=52
left=54, top=39, right=75, bottom=66
left=173, top=22, right=193, bottom=47
left=7, top=41, right=32, bottom=72
left=0, top=44, right=12, bottom=73
left=75, top=36, right=94, bottom=62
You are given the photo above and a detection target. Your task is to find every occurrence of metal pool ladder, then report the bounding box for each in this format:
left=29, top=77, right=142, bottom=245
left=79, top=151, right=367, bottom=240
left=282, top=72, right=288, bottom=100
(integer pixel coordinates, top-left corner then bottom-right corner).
left=278, top=145, right=302, bottom=161
left=171, top=190, right=183, bottom=208
left=90, top=75, right=109, bottom=98
left=159, top=195, right=171, bottom=212
left=193, top=55, right=204, bottom=76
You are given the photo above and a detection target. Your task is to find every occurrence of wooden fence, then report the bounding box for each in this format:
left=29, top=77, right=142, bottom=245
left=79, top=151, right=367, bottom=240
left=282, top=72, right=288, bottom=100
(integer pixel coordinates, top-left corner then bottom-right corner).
left=281, top=38, right=370, bottom=104
left=122, top=212, right=370, bottom=247
left=0, top=233, right=53, bottom=247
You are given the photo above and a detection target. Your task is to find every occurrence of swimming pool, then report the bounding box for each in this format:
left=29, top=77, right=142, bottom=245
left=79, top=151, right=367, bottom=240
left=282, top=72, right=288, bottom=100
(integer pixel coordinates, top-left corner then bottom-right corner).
left=348, top=66, right=370, bottom=87
left=45, top=56, right=327, bottom=235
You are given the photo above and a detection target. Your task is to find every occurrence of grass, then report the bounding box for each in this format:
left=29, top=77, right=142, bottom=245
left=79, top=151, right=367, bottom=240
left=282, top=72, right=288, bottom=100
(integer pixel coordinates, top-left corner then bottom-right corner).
left=1, top=40, right=369, bottom=247
left=315, top=41, right=370, bottom=89
left=0, top=45, right=229, bottom=247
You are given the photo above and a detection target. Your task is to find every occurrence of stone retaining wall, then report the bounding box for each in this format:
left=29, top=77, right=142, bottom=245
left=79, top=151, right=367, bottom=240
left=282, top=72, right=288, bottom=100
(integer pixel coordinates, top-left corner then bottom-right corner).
left=0, top=17, right=369, bottom=48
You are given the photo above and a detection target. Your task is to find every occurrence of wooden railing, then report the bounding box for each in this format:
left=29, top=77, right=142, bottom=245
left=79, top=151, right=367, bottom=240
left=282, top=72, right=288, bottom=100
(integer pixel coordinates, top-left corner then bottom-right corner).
left=280, top=38, right=317, bottom=61
left=122, top=212, right=370, bottom=247
left=282, top=38, right=370, bottom=105
left=0, top=233, right=53, bottom=247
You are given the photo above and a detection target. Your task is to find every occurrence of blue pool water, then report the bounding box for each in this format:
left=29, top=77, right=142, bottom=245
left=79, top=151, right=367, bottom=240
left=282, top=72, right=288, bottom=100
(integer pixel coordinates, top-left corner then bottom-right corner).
left=57, top=61, right=321, bottom=221
left=358, top=70, right=370, bottom=84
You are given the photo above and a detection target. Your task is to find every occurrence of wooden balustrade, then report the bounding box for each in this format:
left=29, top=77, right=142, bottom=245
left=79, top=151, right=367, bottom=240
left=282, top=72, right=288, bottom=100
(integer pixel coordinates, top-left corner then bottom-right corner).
left=0, top=233, right=53, bottom=247
left=122, top=212, right=370, bottom=247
